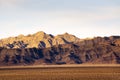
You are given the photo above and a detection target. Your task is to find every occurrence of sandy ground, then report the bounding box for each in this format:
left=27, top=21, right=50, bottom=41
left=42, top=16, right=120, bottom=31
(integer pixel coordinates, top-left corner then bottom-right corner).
left=0, top=64, right=120, bottom=69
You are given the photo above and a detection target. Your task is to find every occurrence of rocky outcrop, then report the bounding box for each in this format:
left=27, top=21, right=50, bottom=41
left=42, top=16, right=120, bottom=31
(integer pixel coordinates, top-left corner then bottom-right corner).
left=0, top=35, right=120, bottom=66
left=0, top=31, right=79, bottom=49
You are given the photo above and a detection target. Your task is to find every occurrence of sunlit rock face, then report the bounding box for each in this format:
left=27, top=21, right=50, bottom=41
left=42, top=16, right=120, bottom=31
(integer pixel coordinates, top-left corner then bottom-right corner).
left=0, top=31, right=79, bottom=49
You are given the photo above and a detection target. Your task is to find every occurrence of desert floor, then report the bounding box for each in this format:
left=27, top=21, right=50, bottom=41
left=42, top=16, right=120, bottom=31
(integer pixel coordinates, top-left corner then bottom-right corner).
left=0, top=65, right=120, bottom=80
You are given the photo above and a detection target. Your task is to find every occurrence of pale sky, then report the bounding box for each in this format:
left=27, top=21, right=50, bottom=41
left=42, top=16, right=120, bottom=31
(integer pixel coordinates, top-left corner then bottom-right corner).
left=0, top=0, right=120, bottom=39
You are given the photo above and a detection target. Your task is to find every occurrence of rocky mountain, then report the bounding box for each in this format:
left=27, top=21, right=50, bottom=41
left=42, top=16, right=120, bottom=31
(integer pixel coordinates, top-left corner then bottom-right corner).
left=0, top=31, right=80, bottom=49
left=0, top=34, right=120, bottom=66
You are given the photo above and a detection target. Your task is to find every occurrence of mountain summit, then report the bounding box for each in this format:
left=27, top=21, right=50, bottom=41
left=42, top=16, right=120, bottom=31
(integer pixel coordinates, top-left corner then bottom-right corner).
left=0, top=31, right=79, bottom=49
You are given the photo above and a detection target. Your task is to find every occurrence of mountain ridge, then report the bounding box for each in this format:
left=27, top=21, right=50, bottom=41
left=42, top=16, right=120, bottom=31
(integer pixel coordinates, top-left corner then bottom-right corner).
left=0, top=31, right=80, bottom=49
left=0, top=31, right=120, bottom=66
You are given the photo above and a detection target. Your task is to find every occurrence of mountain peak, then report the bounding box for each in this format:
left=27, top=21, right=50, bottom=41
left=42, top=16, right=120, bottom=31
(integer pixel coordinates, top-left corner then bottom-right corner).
left=63, top=32, right=69, bottom=35
left=18, top=34, right=24, bottom=38
left=34, top=31, right=46, bottom=36
left=56, top=32, right=80, bottom=43
left=0, top=31, right=79, bottom=48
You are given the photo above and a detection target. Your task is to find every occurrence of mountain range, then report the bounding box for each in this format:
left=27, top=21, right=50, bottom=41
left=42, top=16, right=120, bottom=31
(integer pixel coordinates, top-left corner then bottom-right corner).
left=0, top=31, right=120, bottom=66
